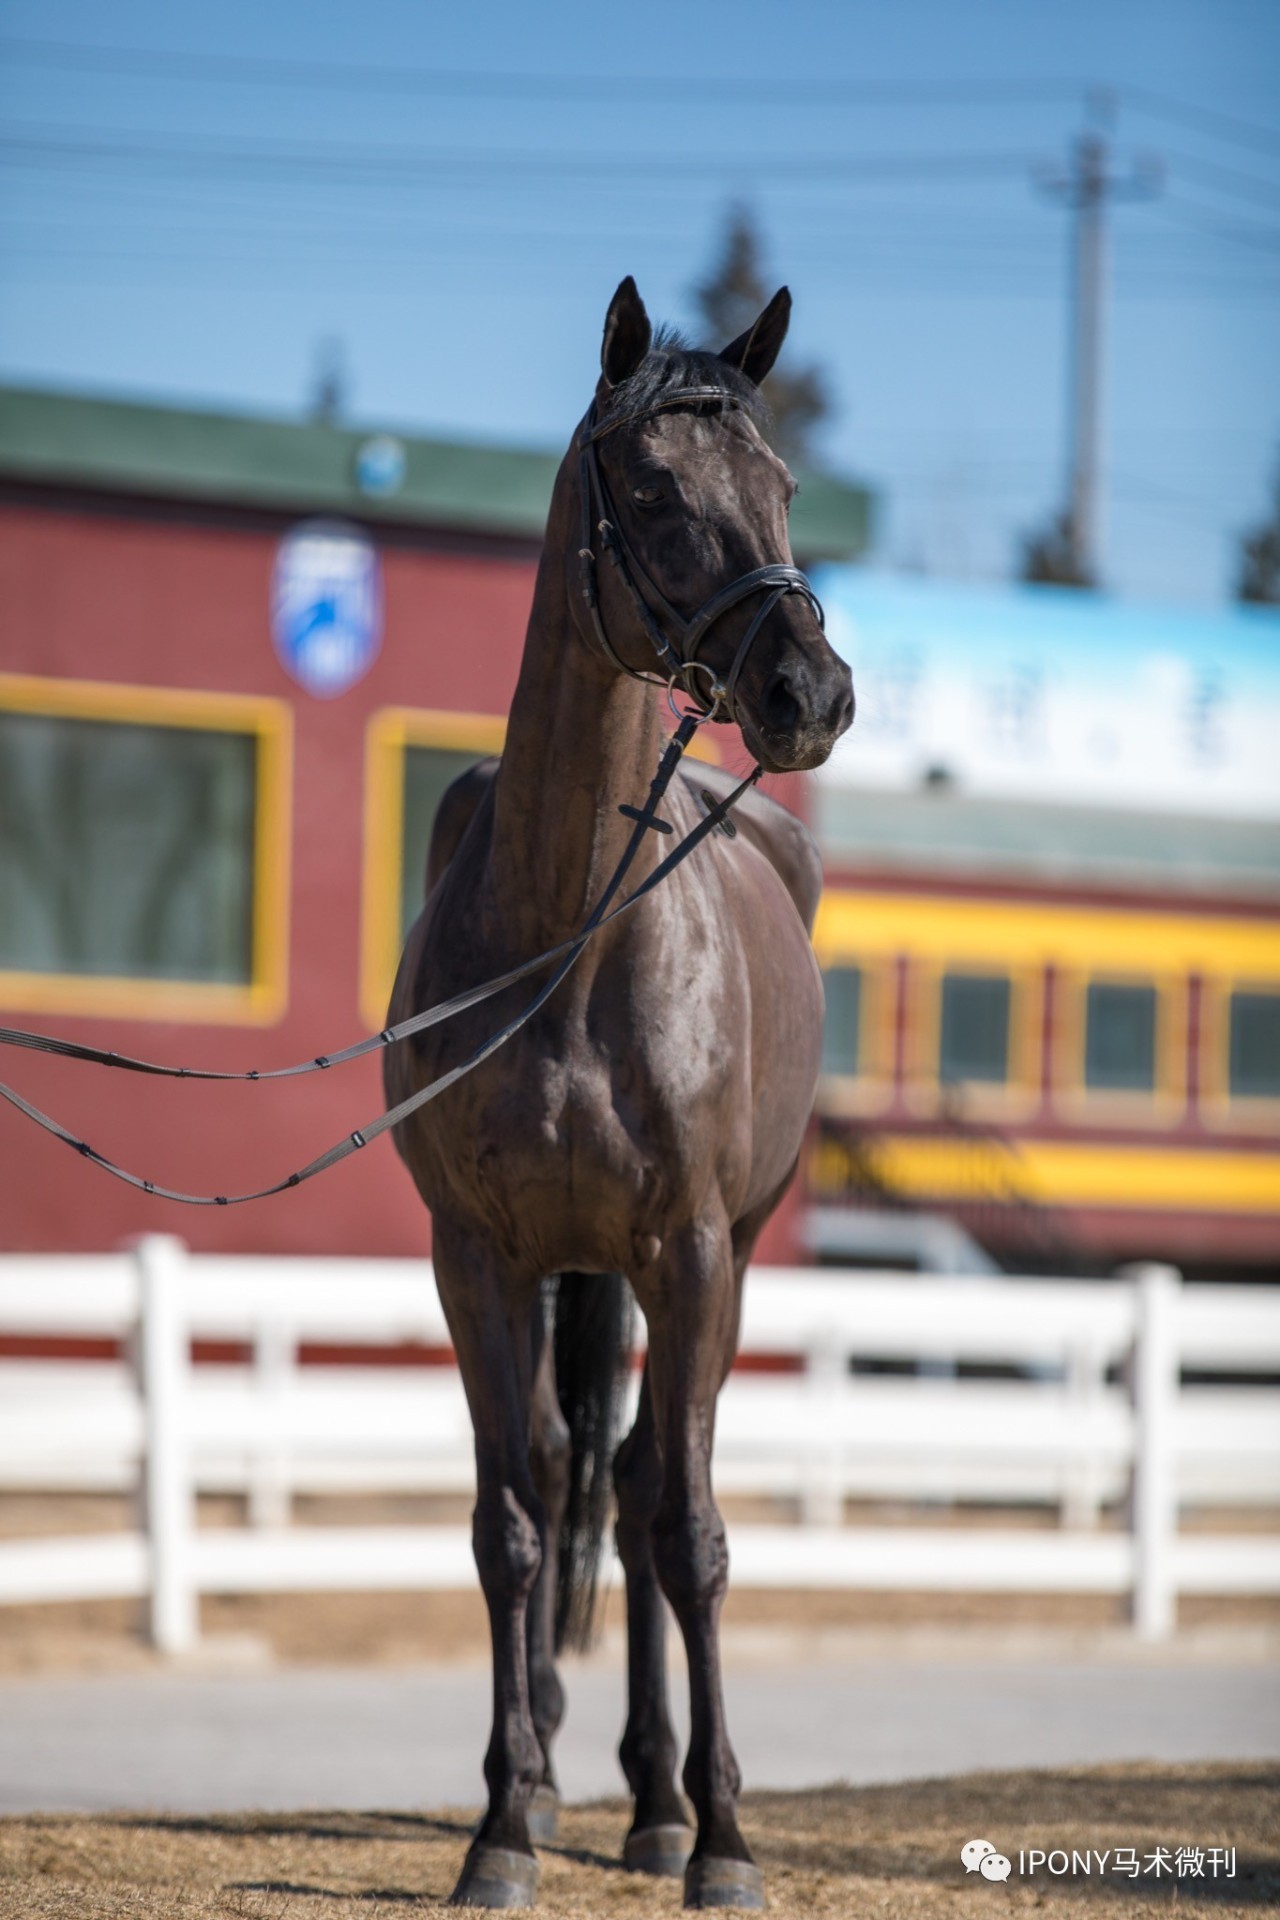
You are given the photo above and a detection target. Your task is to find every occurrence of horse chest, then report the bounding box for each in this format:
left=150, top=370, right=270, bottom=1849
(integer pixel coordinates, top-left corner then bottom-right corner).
left=463, top=997, right=735, bottom=1259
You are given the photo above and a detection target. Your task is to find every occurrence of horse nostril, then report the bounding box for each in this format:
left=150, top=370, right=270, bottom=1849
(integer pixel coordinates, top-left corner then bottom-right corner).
left=762, top=670, right=801, bottom=735
left=833, top=683, right=855, bottom=733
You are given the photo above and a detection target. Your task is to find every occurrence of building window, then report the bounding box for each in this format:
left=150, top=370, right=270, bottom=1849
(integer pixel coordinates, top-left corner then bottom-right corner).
left=398, top=745, right=492, bottom=944
left=1229, top=991, right=1280, bottom=1099
left=0, top=678, right=290, bottom=1021
left=821, top=965, right=861, bottom=1075
left=362, top=708, right=507, bottom=1030
left=1085, top=981, right=1157, bottom=1091
left=940, top=973, right=1010, bottom=1084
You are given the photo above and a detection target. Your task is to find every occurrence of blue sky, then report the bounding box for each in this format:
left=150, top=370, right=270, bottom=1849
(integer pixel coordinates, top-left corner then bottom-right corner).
left=1, top=0, right=1277, bottom=605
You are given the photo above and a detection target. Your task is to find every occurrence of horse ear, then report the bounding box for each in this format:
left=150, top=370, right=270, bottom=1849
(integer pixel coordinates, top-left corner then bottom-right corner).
left=601, top=276, right=652, bottom=388
left=718, top=286, right=791, bottom=387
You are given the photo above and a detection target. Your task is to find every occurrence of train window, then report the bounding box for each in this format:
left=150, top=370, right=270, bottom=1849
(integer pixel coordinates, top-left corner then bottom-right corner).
left=1229, top=991, right=1280, bottom=1099
left=399, top=745, right=491, bottom=942
left=939, top=973, right=1010, bottom=1083
left=821, top=965, right=862, bottom=1075
left=1085, top=982, right=1156, bottom=1091
left=0, top=684, right=290, bottom=1020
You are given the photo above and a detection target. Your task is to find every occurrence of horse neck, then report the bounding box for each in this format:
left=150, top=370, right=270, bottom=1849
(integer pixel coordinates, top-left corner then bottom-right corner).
left=489, top=510, right=665, bottom=936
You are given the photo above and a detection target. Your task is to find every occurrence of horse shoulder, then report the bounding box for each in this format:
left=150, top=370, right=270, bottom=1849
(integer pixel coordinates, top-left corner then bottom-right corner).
left=680, top=764, right=824, bottom=934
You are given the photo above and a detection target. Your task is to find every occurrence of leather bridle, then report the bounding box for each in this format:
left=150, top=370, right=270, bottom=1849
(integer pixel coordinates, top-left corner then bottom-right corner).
left=576, top=386, right=825, bottom=723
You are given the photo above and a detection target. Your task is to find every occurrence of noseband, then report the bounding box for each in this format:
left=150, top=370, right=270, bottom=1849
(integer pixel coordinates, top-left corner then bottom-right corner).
left=575, top=387, right=825, bottom=722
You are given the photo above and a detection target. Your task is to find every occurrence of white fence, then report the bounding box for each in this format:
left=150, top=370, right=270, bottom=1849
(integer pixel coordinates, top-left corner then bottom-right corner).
left=0, top=1237, right=1277, bottom=1650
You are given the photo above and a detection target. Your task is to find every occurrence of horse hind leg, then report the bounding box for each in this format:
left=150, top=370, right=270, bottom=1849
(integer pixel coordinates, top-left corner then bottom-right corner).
left=614, top=1364, right=693, bottom=1877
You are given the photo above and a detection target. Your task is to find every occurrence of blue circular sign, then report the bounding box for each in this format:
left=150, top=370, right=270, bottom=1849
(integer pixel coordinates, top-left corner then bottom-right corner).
left=271, top=519, right=382, bottom=698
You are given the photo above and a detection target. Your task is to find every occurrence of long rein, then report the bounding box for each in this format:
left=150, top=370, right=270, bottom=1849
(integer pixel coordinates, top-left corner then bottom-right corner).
left=0, top=383, right=823, bottom=1207
left=0, top=714, right=759, bottom=1207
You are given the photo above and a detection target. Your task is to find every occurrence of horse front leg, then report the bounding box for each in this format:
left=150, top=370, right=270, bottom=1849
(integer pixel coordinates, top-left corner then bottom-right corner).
left=436, top=1228, right=544, bottom=1909
left=614, top=1363, right=693, bottom=1875
left=640, top=1216, right=762, bottom=1911
left=525, top=1306, right=569, bottom=1841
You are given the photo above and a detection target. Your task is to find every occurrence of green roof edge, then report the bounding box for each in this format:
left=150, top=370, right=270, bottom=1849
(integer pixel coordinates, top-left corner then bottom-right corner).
left=0, top=383, right=873, bottom=559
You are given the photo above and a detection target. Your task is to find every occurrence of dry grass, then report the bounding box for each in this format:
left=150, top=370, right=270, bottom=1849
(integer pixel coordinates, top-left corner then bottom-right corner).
left=0, top=1765, right=1274, bottom=1917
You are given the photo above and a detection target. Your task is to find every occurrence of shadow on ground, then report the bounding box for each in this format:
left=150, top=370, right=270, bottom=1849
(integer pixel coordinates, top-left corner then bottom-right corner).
left=0, top=1762, right=1275, bottom=1916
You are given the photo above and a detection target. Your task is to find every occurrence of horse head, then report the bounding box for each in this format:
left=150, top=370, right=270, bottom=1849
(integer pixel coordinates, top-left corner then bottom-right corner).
left=573, top=274, right=854, bottom=774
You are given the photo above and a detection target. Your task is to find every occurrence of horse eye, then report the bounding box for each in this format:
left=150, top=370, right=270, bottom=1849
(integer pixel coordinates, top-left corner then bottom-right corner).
left=631, top=484, right=664, bottom=507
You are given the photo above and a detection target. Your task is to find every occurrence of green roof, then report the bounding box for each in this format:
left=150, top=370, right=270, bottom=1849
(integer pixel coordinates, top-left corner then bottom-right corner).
left=0, top=384, right=873, bottom=559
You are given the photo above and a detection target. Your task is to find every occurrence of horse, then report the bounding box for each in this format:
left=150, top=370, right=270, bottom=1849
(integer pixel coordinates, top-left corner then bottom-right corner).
left=385, top=274, right=854, bottom=1909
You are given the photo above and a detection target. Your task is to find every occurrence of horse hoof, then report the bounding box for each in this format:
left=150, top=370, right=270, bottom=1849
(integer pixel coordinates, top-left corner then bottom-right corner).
left=450, top=1845, right=539, bottom=1908
left=683, top=1855, right=765, bottom=1909
left=527, top=1784, right=559, bottom=1842
left=624, top=1822, right=695, bottom=1877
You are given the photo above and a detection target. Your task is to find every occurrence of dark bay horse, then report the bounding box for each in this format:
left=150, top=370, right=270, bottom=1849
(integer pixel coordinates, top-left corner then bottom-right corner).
left=385, top=275, right=853, bottom=1909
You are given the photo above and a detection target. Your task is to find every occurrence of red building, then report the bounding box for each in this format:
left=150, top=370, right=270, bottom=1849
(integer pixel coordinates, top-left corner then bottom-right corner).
left=0, top=385, right=871, bottom=1260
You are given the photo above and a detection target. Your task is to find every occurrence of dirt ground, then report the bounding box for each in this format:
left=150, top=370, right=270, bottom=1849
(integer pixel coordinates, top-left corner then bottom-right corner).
left=0, top=1764, right=1274, bottom=1917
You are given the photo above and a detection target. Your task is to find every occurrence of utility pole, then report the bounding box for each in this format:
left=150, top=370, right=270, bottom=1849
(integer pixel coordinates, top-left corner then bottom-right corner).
left=1030, top=97, right=1161, bottom=586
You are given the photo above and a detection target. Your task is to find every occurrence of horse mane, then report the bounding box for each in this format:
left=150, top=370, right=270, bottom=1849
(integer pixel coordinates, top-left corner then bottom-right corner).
left=596, top=325, right=770, bottom=435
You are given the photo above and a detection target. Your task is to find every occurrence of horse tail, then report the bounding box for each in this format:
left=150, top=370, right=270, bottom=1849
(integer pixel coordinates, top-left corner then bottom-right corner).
left=551, top=1270, right=634, bottom=1654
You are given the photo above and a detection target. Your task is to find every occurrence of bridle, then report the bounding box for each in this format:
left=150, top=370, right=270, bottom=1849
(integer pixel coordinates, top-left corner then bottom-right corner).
left=576, top=386, right=825, bottom=723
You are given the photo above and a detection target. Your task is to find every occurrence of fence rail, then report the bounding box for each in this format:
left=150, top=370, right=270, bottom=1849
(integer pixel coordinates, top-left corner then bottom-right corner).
left=1, top=1238, right=1276, bottom=1649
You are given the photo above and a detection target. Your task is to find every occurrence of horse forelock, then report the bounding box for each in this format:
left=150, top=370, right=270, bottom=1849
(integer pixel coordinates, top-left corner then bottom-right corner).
left=596, top=329, right=770, bottom=438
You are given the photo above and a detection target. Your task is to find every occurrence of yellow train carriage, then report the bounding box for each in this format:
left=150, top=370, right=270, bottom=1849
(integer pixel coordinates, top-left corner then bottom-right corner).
left=810, top=878, right=1280, bottom=1275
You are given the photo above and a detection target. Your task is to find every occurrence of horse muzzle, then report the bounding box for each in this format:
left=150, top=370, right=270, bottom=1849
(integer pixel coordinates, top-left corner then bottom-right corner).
left=741, top=647, right=855, bottom=773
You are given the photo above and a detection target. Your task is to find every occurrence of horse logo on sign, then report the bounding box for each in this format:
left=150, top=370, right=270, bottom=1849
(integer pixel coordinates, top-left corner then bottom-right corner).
left=271, top=519, right=382, bottom=698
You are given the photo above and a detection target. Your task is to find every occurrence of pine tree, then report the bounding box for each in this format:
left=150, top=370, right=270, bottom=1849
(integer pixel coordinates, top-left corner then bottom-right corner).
left=1237, top=456, right=1280, bottom=605
left=691, top=206, right=833, bottom=470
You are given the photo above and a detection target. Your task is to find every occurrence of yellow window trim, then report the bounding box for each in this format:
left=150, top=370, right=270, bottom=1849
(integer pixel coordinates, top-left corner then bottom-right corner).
left=1201, top=975, right=1280, bottom=1123
left=815, top=888, right=1280, bottom=978
left=359, top=705, right=723, bottom=1033
left=0, top=672, right=291, bottom=1026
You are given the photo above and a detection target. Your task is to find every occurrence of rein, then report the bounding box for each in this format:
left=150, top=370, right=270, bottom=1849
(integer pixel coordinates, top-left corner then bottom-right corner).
left=0, top=717, right=760, bottom=1206
left=0, top=380, right=808, bottom=1206
left=575, top=388, right=825, bottom=720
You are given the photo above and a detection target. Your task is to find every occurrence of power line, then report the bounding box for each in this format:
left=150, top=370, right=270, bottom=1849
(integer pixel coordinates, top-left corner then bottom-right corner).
left=1166, top=150, right=1280, bottom=215
left=1, top=207, right=1267, bottom=269
left=0, top=124, right=1041, bottom=186
left=6, top=37, right=1276, bottom=164
left=0, top=35, right=1085, bottom=109
left=1155, top=194, right=1280, bottom=256
left=1119, top=83, right=1280, bottom=162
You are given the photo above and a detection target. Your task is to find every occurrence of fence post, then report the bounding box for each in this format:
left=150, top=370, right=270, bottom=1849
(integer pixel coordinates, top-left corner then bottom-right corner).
left=134, top=1235, right=198, bottom=1655
left=1062, top=1338, right=1106, bottom=1529
left=248, top=1319, right=294, bottom=1529
left=799, top=1327, right=846, bottom=1528
left=1127, top=1262, right=1180, bottom=1640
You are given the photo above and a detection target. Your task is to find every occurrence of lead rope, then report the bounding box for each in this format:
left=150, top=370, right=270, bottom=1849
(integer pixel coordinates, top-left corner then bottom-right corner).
left=0, top=721, right=761, bottom=1206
